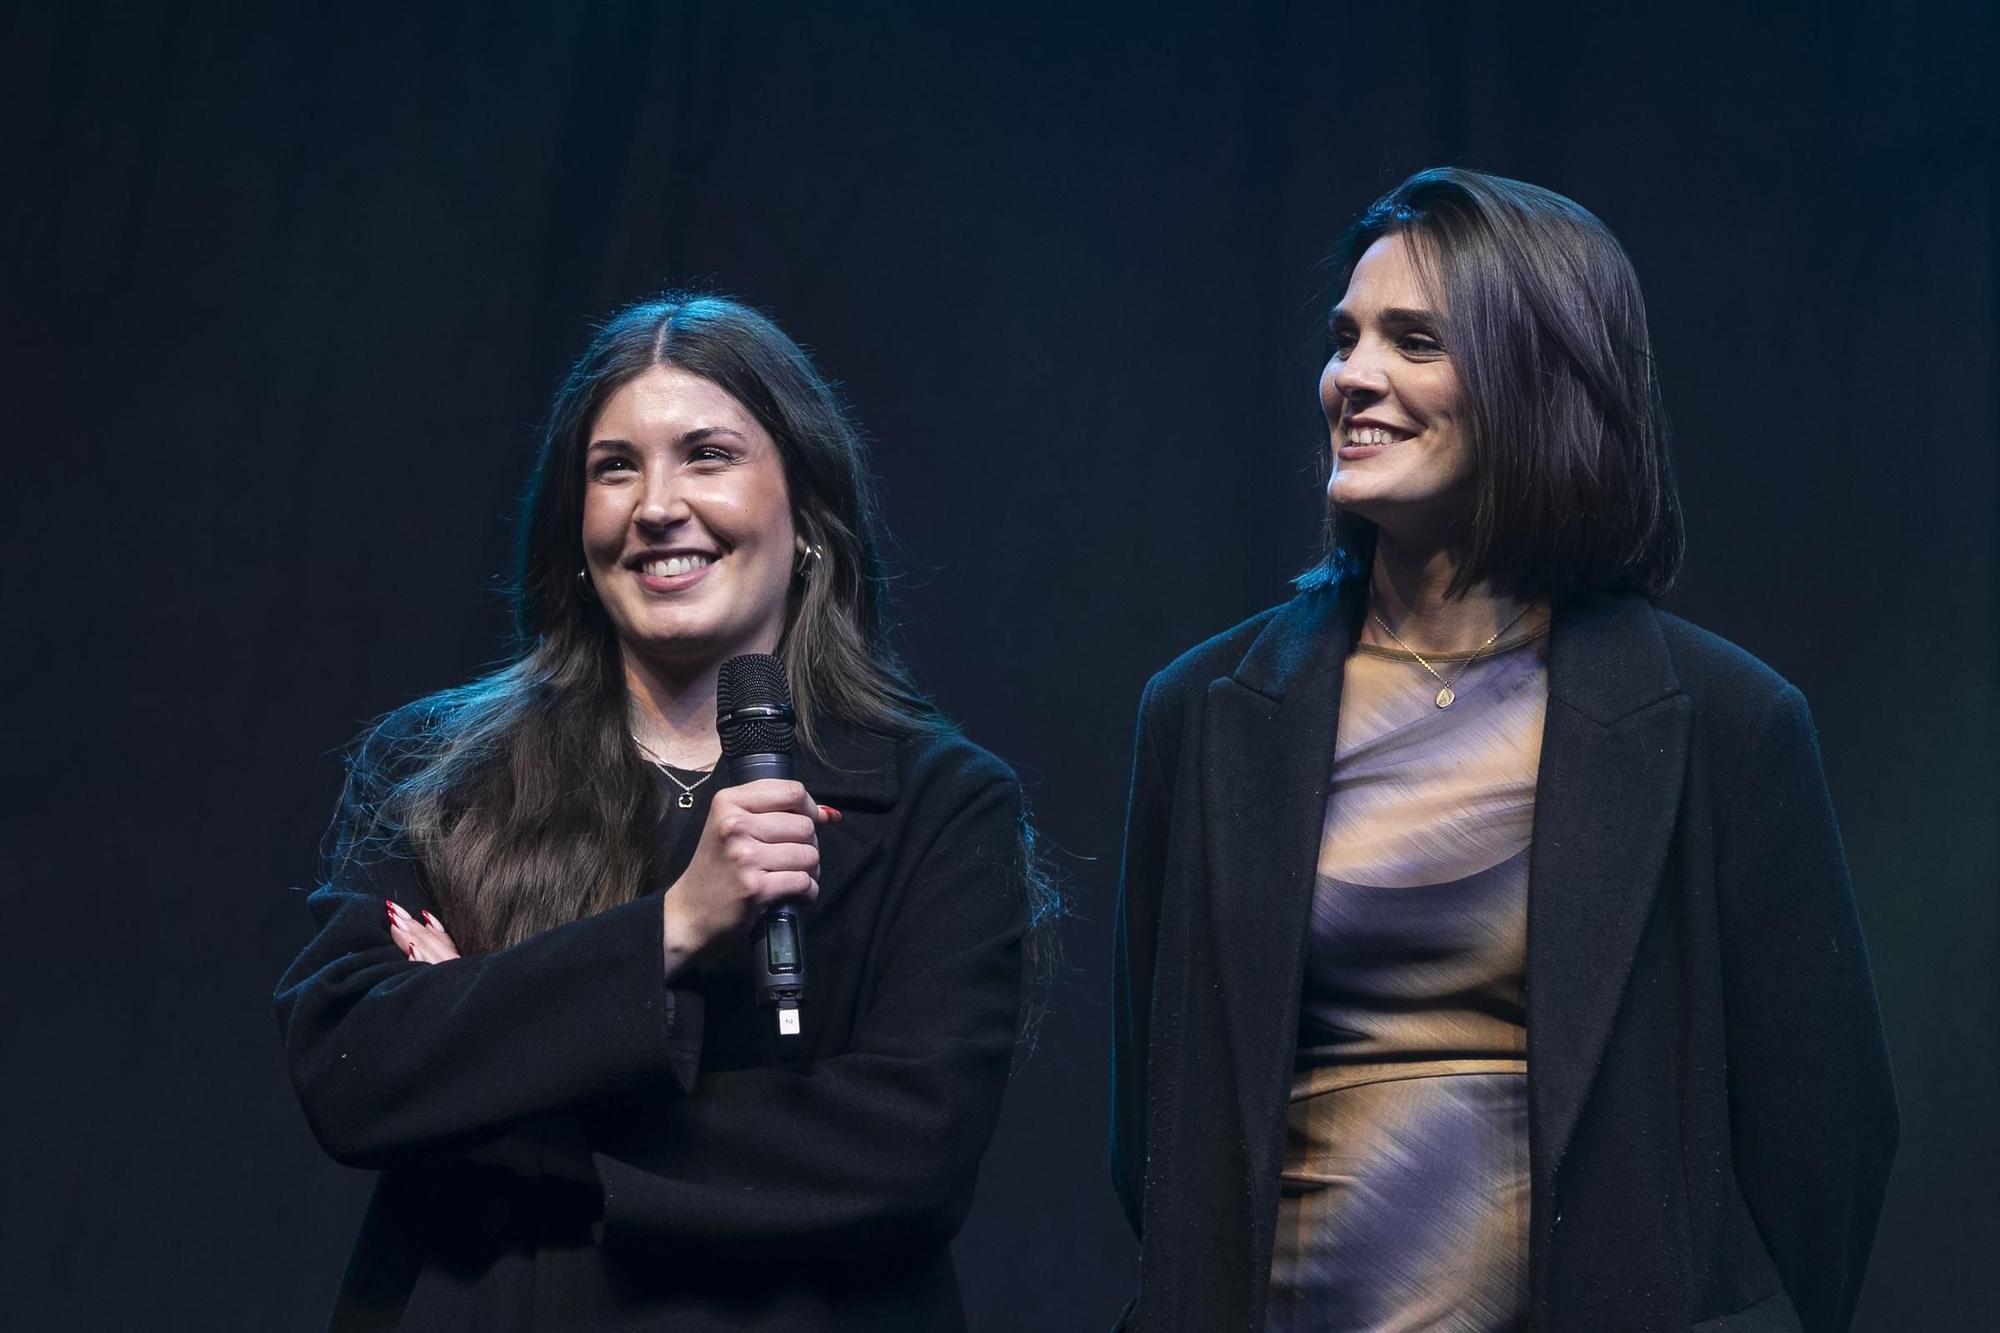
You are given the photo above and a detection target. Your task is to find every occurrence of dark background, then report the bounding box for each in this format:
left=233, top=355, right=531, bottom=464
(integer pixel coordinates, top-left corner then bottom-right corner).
left=3, top=2, right=1994, bottom=1329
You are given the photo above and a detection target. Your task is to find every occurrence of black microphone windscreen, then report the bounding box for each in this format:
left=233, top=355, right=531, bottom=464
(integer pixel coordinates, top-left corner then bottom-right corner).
left=717, top=654, right=797, bottom=760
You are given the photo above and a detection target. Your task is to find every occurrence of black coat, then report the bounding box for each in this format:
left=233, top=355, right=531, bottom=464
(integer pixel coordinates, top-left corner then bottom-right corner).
left=1111, top=586, right=1897, bottom=1333
left=277, top=716, right=1028, bottom=1331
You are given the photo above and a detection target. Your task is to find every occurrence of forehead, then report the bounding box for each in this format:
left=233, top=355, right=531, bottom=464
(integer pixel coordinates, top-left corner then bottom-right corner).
left=590, top=365, right=765, bottom=440
left=1338, top=232, right=1436, bottom=314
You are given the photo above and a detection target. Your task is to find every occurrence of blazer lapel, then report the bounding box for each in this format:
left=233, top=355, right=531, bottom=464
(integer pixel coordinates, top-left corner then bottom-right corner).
left=1527, top=595, right=1690, bottom=1186
left=1200, top=588, right=1356, bottom=1231
left=795, top=722, right=895, bottom=914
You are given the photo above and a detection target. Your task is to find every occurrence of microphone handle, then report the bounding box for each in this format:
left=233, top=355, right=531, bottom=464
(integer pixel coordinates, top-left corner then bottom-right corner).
left=730, top=752, right=808, bottom=1036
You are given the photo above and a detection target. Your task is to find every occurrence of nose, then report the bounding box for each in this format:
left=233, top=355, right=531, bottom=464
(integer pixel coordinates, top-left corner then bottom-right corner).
left=633, top=469, right=689, bottom=530
left=1330, top=337, right=1389, bottom=406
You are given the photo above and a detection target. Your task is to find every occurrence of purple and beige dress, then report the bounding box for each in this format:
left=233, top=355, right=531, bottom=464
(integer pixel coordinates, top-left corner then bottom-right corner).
left=1266, top=628, right=1549, bottom=1333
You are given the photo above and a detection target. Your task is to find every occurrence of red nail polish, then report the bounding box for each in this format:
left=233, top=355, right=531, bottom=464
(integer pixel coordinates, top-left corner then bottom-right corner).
left=407, top=945, right=418, bottom=961
left=422, top=910, right=440, bottom=929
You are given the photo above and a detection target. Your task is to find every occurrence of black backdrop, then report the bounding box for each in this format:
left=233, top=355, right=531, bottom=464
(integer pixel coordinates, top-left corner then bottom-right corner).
left=3, top=3, right=1995, bottom=1329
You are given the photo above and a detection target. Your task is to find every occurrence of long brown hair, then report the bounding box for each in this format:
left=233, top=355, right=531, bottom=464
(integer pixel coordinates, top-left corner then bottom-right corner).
left=340, top=295, right=947, bottom=953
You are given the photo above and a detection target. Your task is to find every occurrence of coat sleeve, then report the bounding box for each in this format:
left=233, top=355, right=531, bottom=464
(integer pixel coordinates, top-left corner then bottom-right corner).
left=1110, top=674, right=1178, bottom=1236
left=1715, top=683, right=1898, bottom=1332
left=274, top=764, right=702, bottom=1172
left=590, top=772, right=1027, bottom=1249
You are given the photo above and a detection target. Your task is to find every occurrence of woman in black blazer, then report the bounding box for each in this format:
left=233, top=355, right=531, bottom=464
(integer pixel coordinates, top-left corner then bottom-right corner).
left=277, top=295, right=1042, bottom=1330
left=1111, top=169, right=1896, bottom=1332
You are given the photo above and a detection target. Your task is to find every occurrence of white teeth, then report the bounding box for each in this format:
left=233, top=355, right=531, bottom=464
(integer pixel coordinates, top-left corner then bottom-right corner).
left=1348, top=426, right=1403, bottom=446
left=642, top=555, right=713, bottom=577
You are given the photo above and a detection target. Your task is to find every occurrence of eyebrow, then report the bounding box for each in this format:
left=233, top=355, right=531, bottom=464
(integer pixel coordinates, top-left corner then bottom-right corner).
left=586, top=426, right=749, bottom=452
left=1328, top=305, right=1443, bottom=326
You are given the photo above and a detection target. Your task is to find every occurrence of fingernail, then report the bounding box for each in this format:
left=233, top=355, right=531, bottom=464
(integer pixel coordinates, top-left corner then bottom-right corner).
left=422, top=910, right=441, bottom=929
left=407, top=945, right=418, bottom=961
left=819, top=805, right=842, bottom=822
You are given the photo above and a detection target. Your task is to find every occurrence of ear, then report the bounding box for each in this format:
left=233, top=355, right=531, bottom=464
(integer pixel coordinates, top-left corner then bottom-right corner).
left=793, top=507, right=828, bottom=559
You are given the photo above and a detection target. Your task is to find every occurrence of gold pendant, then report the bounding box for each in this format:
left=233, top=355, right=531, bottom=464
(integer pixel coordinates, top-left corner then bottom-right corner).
left=1435, top=685, right=1456, bottom=708
left=678, top=792, right=695, bottom=809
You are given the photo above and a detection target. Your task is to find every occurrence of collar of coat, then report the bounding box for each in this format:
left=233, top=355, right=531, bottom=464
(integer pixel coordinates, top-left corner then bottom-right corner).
left=793, top=719, right=902, bottom=810
left=783, top=719, right=912, bottom=916
left=1197, top=581, right=1692, bottom=1264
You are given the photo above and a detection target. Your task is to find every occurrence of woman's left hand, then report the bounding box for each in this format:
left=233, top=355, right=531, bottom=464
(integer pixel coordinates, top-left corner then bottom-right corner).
left=386, top=899, right=460, bottom=965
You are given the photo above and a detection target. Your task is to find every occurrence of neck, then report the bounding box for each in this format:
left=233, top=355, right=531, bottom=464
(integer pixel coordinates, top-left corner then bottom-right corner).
left=1363, top=536, right=1546, bottom=655
left=622, top=651, right=723, bottom=769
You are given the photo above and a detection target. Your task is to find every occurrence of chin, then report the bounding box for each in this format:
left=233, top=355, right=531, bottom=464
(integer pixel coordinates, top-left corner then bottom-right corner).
left=613, top=619, right=717, bottom=659
left=1328, top=483, right=1395, bottom=517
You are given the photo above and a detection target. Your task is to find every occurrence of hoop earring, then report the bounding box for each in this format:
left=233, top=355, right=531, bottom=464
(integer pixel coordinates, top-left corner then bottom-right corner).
left=794, top=543, right=825, bottom=578
left=577, top=569, right=598, bottom=601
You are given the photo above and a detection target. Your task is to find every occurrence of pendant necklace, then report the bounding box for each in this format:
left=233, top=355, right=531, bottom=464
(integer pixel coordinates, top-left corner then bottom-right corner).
left=1369, top=604, right=1533, bottom=708
left=632, top=735, right=719, bottom=808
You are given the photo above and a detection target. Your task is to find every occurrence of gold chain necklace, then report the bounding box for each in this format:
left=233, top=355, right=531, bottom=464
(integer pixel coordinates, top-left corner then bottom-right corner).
left=1369, top=605, right=1533, bottom=709
left=632, top=735, right=720, bottom=809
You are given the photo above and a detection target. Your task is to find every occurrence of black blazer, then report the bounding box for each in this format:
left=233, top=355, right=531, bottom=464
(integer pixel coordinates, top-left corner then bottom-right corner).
left=1111, top=586, right=1897, bottom=1333
left=277, top=716, right=1027, bottom=1331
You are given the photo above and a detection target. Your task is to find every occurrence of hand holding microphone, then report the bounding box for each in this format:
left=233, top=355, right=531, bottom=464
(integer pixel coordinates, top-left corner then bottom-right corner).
left=658, top=779, right=827, bottom=975
left=658, top=654, right=825, bottom=1035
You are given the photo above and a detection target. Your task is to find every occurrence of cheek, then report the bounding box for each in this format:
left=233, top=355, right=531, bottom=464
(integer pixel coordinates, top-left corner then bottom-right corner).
left=580, top=488, right=626, bottom=555
left=1414, top=366, right=1467, bottom=430
left=1432, top=422, right=1477, bottom=489
left=739, top=469, right=795, bottom=550
left=692, top=485, right=767, bottom=542
left=1317, top=361, right=1342, bottom=417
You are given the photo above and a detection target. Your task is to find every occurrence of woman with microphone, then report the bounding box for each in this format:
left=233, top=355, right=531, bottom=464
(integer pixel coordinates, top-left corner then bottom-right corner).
left=277, top=295, right=1043, bottom=1330
left=1111, top=168, right=1897, bottom=1331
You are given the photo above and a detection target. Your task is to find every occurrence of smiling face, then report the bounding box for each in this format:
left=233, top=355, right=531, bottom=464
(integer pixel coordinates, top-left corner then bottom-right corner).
left=580, top=365, right=798, bottom=680
left=1320, top=232, right=1474, bottom=546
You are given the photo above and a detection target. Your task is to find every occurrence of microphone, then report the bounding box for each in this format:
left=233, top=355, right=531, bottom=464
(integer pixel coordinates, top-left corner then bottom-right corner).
left=716, top=653, right=807, bottom=1038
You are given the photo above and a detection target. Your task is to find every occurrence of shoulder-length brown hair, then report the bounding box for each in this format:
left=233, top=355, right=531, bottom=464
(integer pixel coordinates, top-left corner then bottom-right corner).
left=1299, top=167, right=1684, bottom=603
left=343, top=295, right=945, bottom=953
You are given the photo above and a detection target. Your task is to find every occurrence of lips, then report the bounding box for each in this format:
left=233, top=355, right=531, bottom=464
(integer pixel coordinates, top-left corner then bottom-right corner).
left=1337, top=420, right=1415, bottom=460
left=626, top=549, right=718, bottom=592
left=639, top=554, right=712, bottom=577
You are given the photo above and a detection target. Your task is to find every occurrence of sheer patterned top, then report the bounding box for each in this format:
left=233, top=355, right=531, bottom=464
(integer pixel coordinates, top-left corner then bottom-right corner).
left=1266, top=626, right=1549, bottom=1333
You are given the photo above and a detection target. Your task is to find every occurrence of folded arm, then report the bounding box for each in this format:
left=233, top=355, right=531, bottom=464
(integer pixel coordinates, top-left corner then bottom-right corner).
left=592, top=774, right=1028, bottom=1248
